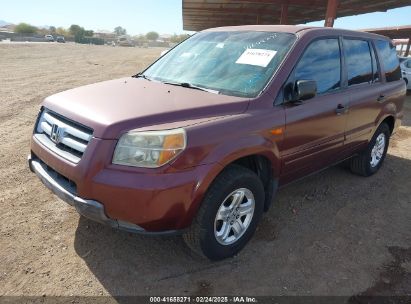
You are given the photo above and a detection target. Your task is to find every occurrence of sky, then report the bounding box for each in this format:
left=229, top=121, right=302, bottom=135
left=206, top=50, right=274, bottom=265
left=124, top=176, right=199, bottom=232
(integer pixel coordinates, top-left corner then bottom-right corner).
left=1, top=0, right=411, bottom=35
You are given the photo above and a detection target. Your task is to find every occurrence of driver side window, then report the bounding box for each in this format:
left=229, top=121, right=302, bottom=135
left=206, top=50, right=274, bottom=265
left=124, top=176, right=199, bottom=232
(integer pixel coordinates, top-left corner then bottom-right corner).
left=293, top=38, right=342, bottom=95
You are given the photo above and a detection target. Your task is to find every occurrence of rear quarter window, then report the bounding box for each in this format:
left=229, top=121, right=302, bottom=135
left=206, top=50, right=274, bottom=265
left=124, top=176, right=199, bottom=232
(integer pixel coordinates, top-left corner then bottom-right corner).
left=375, top=40, right=401, bottom=82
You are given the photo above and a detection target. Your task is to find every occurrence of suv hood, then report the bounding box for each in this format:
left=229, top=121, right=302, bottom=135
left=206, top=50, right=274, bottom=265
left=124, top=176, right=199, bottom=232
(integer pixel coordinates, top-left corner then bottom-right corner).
left=42, top=77, right=250, bottom=139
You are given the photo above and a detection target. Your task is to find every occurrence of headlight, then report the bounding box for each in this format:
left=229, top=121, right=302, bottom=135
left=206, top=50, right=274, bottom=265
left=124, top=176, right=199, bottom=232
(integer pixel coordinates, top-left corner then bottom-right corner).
left=113, top=128, right=186, bottom=168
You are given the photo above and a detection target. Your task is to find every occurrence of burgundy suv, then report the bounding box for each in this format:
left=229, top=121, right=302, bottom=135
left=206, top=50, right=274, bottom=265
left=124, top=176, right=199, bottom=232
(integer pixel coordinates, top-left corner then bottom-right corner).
left=29, top=26, right=406, bottom=260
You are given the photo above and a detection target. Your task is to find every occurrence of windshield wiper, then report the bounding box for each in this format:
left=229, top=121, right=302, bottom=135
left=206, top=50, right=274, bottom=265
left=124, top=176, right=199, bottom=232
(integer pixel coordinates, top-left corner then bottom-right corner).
left=162, top=81, right=219, bottom=94
left=132, top=73, right=152, bottom=81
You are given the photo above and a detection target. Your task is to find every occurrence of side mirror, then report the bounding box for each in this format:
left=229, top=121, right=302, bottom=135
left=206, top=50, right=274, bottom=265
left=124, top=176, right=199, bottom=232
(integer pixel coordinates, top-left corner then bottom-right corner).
left=294, top=80, right=317, bottom=101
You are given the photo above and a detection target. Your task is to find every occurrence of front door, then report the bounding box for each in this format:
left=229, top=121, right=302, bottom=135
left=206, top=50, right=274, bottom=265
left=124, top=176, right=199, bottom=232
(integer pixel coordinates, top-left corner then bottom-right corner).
left=280, top=38, right=348, bottom=185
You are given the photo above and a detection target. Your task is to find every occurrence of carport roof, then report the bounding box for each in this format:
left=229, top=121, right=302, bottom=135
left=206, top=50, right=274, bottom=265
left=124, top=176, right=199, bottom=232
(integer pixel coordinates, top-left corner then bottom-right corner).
left=362, top=25, right=411, bottom=39
left=182, top=0, right=411, bottom=31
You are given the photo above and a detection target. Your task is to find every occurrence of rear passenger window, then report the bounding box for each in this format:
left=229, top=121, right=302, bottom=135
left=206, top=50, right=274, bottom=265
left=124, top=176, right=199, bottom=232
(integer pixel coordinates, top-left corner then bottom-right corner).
left=344, top=39, right=373, bottom=86
left=294, top=39, right=341, bottom=94
left=375, top=40, right=401, bottom=82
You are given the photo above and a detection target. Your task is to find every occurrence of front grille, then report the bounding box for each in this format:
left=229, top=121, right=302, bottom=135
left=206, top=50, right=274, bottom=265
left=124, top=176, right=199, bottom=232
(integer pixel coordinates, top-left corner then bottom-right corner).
left=34, top=109, right=93, bottom=163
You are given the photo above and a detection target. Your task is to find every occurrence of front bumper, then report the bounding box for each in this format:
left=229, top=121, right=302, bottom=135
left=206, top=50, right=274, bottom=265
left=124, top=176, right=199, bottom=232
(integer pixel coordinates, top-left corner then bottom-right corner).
left=28, top=155, right=180, bottom=235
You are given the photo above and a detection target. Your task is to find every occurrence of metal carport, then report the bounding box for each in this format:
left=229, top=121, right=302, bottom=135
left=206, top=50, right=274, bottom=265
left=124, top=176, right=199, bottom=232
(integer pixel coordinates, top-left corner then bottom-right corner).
left=183, top=0, right=411, bottom=31
left=363, top=25, right=411, bottom=56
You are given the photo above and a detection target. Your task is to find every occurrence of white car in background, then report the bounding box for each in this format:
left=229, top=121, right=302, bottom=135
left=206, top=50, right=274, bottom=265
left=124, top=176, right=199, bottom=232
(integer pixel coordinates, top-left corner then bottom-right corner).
left=45, top=35, right=54, bottom=42
left=400, top=57, right=411, bottom=90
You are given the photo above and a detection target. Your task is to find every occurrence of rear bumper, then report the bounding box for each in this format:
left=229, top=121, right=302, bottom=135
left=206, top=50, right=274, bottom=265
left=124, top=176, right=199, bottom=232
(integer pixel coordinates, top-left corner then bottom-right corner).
left=28, top=155, right=180, bottom=235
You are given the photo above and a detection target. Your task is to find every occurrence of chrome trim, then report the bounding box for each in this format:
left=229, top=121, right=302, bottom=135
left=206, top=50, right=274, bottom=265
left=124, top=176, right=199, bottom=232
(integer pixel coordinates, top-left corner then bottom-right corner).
left=42, top=112, right=92, bottom=142
left=34, top=134, right=81, bottom=163
left=35, top=109, right=93, bottom=163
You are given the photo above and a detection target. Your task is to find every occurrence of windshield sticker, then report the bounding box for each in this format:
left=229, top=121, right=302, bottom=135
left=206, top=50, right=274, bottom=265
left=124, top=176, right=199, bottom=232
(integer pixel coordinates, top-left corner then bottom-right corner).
left=235, top=49, right=277, bottom=67
left=216, top=43, right=225, bottom=49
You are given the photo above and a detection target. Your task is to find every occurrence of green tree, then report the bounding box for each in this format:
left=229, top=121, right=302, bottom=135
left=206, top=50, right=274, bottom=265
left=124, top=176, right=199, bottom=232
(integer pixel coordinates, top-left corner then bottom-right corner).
left=56, top=27, right=68, bottom=36
left=69, top=24, right=84, bottom=36
left=14, top=23, right=38, bottom=34
left=114, top=26, right=127, bottom=36
left=84, top=30, right=94, bottom=37
left=49, top=26, right=56, bottom=34
left=146, top=31, right=159, bottom=41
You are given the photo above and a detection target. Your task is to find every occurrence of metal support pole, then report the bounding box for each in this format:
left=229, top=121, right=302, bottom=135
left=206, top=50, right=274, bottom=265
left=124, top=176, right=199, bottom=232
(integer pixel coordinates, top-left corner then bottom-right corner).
left=324, top=0, right=339, bottom=27
left=280, top=3, right=289, bottom=25
left=405, top=38, right=411, bottom=57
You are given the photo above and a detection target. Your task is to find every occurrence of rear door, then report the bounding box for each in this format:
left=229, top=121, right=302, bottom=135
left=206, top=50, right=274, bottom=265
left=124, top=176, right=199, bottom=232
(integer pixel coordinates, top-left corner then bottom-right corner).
left=342, top=38, right=382, bottom=153
left=280, top=38, right=349, bottom=184
left=344, top=38, right=404, bottom=154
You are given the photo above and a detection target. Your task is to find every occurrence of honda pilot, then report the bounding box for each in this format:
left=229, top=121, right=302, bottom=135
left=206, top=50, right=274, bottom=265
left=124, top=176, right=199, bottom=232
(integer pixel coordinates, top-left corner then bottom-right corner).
left=29, top=26, right=406, bottom=260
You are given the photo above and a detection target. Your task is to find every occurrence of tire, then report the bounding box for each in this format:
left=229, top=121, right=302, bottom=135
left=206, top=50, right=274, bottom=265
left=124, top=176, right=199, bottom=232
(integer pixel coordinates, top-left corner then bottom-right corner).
left=349, top=122, right=390, bottom=177
left=183, top=165, right=265, bottom=260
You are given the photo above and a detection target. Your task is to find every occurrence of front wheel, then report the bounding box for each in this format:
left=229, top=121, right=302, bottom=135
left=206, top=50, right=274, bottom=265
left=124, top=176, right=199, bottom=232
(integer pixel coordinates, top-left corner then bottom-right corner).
left=183, top=165, right=265, bottom=260
left=349, top=122, right=390, bottom=176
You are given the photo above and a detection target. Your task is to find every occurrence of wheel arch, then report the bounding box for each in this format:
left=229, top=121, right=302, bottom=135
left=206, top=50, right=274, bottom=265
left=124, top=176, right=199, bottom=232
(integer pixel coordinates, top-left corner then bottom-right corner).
left=375, top=101, right=398, bottom=137
left=380, top=115, right=395, bottom=135
left=183, top=143, right=281, bottom=228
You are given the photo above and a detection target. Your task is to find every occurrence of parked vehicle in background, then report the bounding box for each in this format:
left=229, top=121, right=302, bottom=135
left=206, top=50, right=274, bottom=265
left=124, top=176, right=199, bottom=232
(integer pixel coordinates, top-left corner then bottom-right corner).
left=28, top=26, right=406, bottom=260
left=117, top=35, right=135, bottom=47
left=400, top=57, right=411, bottom=90
left=56, top=36, right=65, bottom=43
left=45, top=35, right=54, bottom=42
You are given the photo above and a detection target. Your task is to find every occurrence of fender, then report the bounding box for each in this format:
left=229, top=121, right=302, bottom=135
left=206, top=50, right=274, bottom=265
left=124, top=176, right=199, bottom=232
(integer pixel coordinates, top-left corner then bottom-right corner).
left=179, top=134, right=281, bottom=228
left=372, top=101, right=399, bottom=138
left=372, top=81, right=407, bottom=137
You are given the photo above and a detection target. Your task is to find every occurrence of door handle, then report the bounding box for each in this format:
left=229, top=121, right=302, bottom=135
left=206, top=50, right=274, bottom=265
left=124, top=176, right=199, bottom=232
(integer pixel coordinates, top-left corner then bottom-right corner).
left=335, top=104, right=348, bottom=115
left=377, top=95, right=386, bottom=103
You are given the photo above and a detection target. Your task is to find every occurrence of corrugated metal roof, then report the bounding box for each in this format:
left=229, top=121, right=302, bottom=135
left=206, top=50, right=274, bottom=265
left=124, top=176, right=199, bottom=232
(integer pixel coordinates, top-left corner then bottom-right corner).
left=183, top=0, right=411, bottom=31
left=363, top=25, right=411, bottom=39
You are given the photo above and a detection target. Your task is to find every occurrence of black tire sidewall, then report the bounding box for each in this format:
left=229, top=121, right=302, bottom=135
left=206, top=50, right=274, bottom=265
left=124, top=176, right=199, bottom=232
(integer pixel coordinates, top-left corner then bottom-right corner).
left=199, top=169, right=264, bottom=260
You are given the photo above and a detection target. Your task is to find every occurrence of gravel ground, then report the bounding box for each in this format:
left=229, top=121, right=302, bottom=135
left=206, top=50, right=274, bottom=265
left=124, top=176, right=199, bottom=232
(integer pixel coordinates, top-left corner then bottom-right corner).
left=0, top=43, right=410, bottom=298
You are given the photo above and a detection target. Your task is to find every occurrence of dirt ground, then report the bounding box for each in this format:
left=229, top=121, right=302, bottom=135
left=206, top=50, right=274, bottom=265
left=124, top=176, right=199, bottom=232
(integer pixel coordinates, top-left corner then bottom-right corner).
left=0, top=43, right=410, bottom=299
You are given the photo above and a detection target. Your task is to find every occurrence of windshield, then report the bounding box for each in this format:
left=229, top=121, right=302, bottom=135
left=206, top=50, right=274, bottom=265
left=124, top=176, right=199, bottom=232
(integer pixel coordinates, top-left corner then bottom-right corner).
left=142, top=31, right=296, bottom=98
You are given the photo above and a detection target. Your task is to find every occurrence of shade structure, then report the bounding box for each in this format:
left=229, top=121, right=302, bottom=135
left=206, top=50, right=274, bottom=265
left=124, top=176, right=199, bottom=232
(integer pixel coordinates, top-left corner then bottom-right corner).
left=363, top=25, right=411, bottom=56
left=363, top=25, right=411, bottom=40
left=183, top=0, right=411, bottom=31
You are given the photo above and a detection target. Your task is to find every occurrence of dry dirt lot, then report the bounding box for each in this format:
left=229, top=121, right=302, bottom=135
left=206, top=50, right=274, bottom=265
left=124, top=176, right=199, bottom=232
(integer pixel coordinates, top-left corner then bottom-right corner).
left=0, top=43, right=410, bottom=299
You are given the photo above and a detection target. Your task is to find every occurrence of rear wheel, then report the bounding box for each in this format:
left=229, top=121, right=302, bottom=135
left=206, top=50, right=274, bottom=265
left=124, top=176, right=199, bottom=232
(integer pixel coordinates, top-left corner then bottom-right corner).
left=183, top=165, right=264, bottom=260
left=349, top=123, right=390, bottom=176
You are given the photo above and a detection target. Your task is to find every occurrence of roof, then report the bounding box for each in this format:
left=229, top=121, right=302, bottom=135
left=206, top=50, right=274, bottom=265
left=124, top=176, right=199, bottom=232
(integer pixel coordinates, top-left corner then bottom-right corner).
left=201, top=25, right=389, bottom=41
left=362, top=25, right=411, bottom=39
left=202, top=24, right=313, bottom=33
left=183, top=0, right=411, bottom=31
